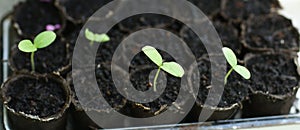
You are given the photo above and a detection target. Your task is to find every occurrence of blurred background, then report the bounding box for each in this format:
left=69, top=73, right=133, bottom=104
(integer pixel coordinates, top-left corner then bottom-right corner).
left=0, top=0, right=300, bottom=31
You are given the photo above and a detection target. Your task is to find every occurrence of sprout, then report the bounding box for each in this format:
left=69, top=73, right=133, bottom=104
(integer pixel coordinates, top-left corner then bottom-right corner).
left=18, top=31, right=56, bottom=72
left=142, top=46, right=184, bottom=91
left=222, top=47, right=251, bottom=84
left=85, top=28, right=110, bottom=45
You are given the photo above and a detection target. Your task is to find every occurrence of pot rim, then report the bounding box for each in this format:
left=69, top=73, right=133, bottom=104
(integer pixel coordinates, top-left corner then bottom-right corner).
left=244, top=52, right=300, bottom=100
left=9, top=37, right=71, bottom=75
left=240, top=13, right=299, bottom=53
left=12, top=0, right=66, bottom=39
left=1, top=72, right=71, bottom=122
left=68, top=62, right=127, bottom=112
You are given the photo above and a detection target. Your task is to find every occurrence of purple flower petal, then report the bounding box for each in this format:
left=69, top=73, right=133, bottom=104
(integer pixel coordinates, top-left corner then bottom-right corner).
left=46, top=25, right=55, bottom=31
left=54, top=24, right=61, bottom=29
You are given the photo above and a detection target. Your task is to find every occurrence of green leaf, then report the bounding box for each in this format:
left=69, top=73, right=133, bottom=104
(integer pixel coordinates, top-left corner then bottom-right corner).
left=142, top=46, right=163, bottom=66
left=233, top=65, right=251, bottom=79
left=161, top=62, right=184, bottom=77
left=34, top=31, right=56, bottom=48
left=222, top=47, right=237, bottom=68
left=18, top=40, right=37, bottom=53
left=85, top=28, right=95, bottom=41
left=94, top=33, right=110, bottom=42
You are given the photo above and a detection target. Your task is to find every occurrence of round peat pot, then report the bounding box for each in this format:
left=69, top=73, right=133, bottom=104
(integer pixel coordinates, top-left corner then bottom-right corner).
left=242, top=53, right=299, bottom=118
left=12, top=0, right=65, bottom=39
left=1, top=73, right=71, bottom=130
left=125, top=64, right=189, bottom=118
left=9, top=36, right=70, bottom=75
left=242, top=90, right=298, bottom=118
left=184, top=55, right=249, bottom=122
left=68, top=63, right=127, bottom=129
left=55, top=0, right=112, bottom=24
left=185, top=103, right=240, bottom=122
left=241, top=14, right=299, bottom=53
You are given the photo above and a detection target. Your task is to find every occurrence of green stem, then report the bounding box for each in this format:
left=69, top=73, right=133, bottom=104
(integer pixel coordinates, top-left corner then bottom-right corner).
left=31, top=52, right=35, bottom=72
left=90, top=41, right=94, bottom=46
left=153, top=66, right=161, bottom=92
left=224, top=68, right=234, bottom=85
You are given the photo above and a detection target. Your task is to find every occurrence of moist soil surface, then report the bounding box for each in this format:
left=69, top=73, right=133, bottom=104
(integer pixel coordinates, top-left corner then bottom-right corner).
left=13, top=0, right=63, bottom=38
left=245, top=53, right=299, bottom=95
left=95, top=14, right=185, bottom=64
left=188, top=0, right=221, bottom=16
left=11, top=37, right=69, bottom=74
left=221, top=0, right=281, bottom=21
left=5, top=75, right=66, bottom=118
left=118, top=14, right=175, bottom=33
left=57, top=0, right=112, bottom=23
left=195, top=56, right=249, bottom=107
left=128, top=65, right=181, bottom=117
left=70, top=63, right=126, bottom=111
left=243, top=14, right=299, bottom=51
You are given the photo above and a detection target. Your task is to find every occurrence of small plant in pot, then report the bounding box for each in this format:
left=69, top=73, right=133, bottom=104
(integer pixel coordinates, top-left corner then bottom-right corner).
left=185, top=47, right=251, bottom=122
left=1, top=31, right=71, bottom=130
left=242, top=53, right=299, bottom=117
left=9, top=31, right=70, bottom=75
left=121, top=45, right=188, bottom=118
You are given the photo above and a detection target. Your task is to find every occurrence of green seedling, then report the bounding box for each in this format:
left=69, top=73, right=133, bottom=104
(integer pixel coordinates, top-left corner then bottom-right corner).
left=222, top=47, right=251, bottom=84
left=142, top=46, right=184, bottom=91
left=18, top=31, right=56, bottom=72
left=85, top=28, right=110, bottom=45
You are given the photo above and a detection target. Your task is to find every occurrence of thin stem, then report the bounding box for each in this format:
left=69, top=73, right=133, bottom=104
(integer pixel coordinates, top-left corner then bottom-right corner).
left=224, top=68, right=234, bottom=85
left=153, top=66, right=161, bottom=92
left=90, top=41, right=94, bottom=46
left=31, top=52, right=35, bottom=72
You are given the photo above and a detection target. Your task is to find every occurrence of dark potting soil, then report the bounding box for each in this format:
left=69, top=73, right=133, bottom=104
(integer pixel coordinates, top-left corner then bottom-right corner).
left=243, top=14, right=299, bottom=51
left=245, top=54, right=298, bottom=95
left=213, top=20, right=242, bottom=56
left=70, top=63, right=126, bottom=111
left=11, top=37, right=69, bottom=74
left=95, top=14, right=185, bottom=64
left=61, top=21, right=83, bottom=57
left=57, top=0, right=112, bottom=22
left=5, top=75, right=66, bottom=117
left=179, top=26, right=207, bottom=59
left=195, top=56, right=249, bottom=107
left=188, top=0, right=221, bottom=16
left=221, top=0, right=281, bottom=21
left=129, top=65, right=181, bottom=115
left=118, top=14, right=175, bottom=33
left=13, top=0, right=63, bottom=38
left=95, top=26, right=129, bottom=64
left=179, top=20, right=242, bottom=60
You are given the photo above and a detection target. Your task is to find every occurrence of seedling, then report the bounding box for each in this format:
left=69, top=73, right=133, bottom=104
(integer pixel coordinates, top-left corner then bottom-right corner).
left=142, top=46, right=184, bottom=91
left=222, top=47, right=251, bottom=84
left=18, top=31, right=56, bottom=72
left=85, top=28, right=110, bottom=45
